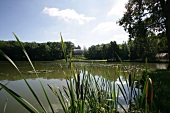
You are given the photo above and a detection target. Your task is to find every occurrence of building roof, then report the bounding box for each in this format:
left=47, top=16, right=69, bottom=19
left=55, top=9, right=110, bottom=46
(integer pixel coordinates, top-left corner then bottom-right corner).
left=155, top=53, right=168, bottom=58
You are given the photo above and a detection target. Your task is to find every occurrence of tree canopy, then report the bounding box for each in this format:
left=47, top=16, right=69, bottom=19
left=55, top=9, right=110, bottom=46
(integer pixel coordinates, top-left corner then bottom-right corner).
left=118, top=0, right=170, bottom=67
left=0, top=41, right=74, bottom=61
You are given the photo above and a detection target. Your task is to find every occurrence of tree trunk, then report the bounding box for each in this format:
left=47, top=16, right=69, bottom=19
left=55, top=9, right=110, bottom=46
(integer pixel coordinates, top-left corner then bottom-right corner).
left=158, top=0, right=170, bottom=69
left=165, top=1, right=170, bottom=69
left=166, top=21, right=170, bottom=70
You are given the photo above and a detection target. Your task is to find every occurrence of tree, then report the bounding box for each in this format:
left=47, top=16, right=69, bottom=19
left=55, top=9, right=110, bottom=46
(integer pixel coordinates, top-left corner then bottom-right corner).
left=75, top=45, right=81, bottom=49
left=107, top=41, right=120, bottom=61
left=87, top=45, right=98, bottom=59
left=120, top=42, right=129, bottom=60
left=118, top=0, right=170, bottom=68
left=0, top=41, right=76, bottom=61
left=65, top=41, right=75, bottom=55
left=101, top=44, right=109, bottom=59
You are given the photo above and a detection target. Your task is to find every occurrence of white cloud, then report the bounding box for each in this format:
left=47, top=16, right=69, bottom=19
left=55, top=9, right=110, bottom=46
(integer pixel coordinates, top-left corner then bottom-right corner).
left=87, top=21, right=129, bottom=47
left=112, top=34, right=129, bottom=43
left=43, top=7, right=96, bottom=25
left=92, top=22, right=120, bottom=33
left=107, top=0, right=127, bottom=17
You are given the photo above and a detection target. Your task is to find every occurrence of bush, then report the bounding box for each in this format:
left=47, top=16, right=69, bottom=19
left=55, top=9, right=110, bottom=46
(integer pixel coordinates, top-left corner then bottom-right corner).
left=143, top=70, right=170, bottom=112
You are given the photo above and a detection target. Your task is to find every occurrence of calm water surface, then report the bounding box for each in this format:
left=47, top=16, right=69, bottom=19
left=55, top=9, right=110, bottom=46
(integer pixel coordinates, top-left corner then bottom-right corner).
left=0, top=61, right=168, bottom=113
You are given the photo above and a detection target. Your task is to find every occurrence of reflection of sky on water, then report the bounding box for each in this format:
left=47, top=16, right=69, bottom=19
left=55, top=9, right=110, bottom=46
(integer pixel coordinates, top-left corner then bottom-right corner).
left=87, top=74, right=141, bottom=112
left=0, top=61, right=168, bottom=81
left=156, top=63, right=168, bottom=69
left=0, top=61, right=167, bottom=113
left=0, top=75, right=141, bottom=113
left=0, top=78, right=67, bottom=113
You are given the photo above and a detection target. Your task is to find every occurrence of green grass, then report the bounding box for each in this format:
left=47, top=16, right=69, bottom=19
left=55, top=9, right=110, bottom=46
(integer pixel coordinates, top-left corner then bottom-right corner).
left=0, top=33, right=154, bottom=113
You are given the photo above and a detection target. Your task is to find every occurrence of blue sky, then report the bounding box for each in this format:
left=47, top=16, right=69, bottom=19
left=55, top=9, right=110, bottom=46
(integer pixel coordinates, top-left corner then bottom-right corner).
left=0, top=0, right=128, bottom=48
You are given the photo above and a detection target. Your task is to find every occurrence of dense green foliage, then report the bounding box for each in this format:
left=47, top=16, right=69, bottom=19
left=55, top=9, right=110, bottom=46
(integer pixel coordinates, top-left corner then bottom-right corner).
left=84, top=41, right=123, bottom=60
left=142, top=70, right=170, bottom=112
left=0, top=34, right=164, bottom=113
left=0, top=40, right=74, bottom=61
left=0, top=34, right=167, bottom=61
left=48, top=36, right=154, bottom=113
left=84, top=35, right=167, bottom=61
left=118, top=0, right=170, bottom=66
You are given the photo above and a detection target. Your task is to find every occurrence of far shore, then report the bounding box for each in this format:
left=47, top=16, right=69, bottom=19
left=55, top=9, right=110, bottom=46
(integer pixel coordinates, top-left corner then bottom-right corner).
left=70, top=59, right=169, bottom=63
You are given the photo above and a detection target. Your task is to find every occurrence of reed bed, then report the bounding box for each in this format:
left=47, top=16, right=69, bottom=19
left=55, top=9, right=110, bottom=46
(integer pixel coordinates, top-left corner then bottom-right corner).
left=0, top=33, right=153, bottom=113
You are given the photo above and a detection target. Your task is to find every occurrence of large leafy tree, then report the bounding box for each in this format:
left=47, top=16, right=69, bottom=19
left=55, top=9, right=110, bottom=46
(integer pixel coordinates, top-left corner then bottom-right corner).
left=107, top=41, right=120, bottom=61
left=118, top=0, right=170, bottom=68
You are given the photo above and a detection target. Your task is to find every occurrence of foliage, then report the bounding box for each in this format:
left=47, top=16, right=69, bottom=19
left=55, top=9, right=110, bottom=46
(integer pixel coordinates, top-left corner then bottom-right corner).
left=118, top=0, right=165, bottom=38
left=84, top=42, right=121, bottom=61
left=144, top=70, right=170, bottom=112
left=48, top=36, right=155, bottom=113
left=84, top=36, right=167, bottom=62
left=0, top=33, right=168, bottom=62
left=119, top=42, right=129, bottom=60
left=118, top=0, right=170, bottom=66
left=0, top=33, right=155, bottom=113
left=0, top=40, right=74, bottom=61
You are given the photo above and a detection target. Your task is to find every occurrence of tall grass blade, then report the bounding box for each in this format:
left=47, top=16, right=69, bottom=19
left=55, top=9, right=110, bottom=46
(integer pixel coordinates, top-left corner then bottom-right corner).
left=117, top=84, right=128, bottom=104
left=60, top=33, right=67, bottom=62
left=140, top=76, right=148, bottom=109
left=116, top=87, right=120, bottom=111
left=13, top=33, right=39, bottom=78
left=0, top=49, right=47, bottom=112
left=40, top=82, right=55, bottom=113
left=117, top=68, right=128, bottom=104
left=13, top=33, right=53, bottom=113
left=0, top=82, right=9, bottom=91
left=115, top=52, right=130, bottom=75
left=70, top=50, right=72, bottom=60
left=0, top=49, right=43, bottom=109
left=148, top=78, right=153, bottom=106
left=48, top=84, right=68, bottom=113
left=63, top=86, right=70, bottom=99
left=0, top=83, right=39, bottom=113
left=0, top=50, right=21, bottom=74
left=3, top=98, right=8, bottom=113
left=117, top=101, right=127, bottom=113
left=113, top=77, right=117, bottom=110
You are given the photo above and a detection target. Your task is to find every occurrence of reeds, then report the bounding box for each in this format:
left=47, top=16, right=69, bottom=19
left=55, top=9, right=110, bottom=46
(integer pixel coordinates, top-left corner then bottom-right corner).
left=0, top=33, right=154, bottom=113
left=0, top=33, right=53, bottom=113
left=47, top=34, right=154, bottom=113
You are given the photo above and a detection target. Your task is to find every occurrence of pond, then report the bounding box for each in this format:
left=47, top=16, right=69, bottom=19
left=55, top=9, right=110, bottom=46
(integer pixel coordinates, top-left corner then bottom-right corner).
left=0, top=61, right=168, bottom=113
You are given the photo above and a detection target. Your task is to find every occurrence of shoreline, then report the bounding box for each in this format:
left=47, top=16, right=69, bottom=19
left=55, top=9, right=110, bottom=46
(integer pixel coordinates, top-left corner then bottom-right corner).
left=70, top=59, right=169, bottom=63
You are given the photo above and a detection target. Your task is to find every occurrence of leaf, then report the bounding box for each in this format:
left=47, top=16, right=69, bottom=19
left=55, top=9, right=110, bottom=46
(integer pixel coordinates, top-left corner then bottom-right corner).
left=0, top=83, right=39, bottom=113
left=13, top=33, right=39, bottom=78
left=3, top=98, right=8, bottom=113
left=13, top=33, right=48, bottom=112
left=0, top=82, right=9, bottom=91
left=40, top=82, right=55, bottom=113
left=48, top=84, right=68, bottom=113
left=60, top=33, right=67, bottom=62
left=0, top=50, right=21, bottom=74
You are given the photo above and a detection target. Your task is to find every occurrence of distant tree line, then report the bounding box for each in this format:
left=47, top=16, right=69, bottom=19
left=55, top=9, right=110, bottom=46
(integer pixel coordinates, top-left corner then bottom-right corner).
left=0, top=40, right=74, bottom=61
left=84, top=33, right=168, bottom=61
left=0, top=32, right=167, bottom=61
